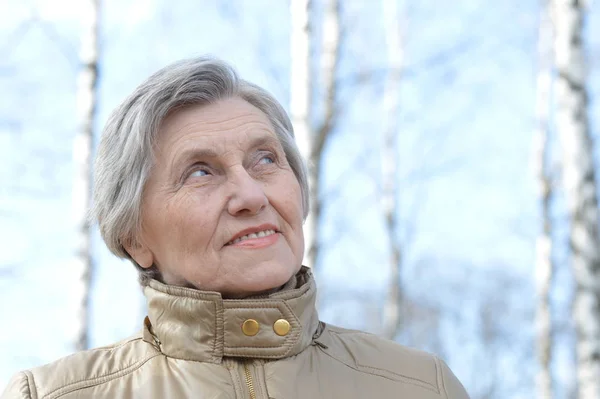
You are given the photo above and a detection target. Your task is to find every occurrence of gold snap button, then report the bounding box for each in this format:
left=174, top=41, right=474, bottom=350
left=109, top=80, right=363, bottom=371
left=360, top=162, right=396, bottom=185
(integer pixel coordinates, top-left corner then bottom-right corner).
left=273, top=319, right=291, bottom=336
left=242, top=319, right=259, bottom=336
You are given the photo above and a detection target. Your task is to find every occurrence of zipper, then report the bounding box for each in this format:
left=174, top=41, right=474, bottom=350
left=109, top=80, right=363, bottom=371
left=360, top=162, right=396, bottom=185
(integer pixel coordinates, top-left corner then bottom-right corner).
left=243, top=362, right=257, bottom=399
left=312, top=321, right=328, bottom=349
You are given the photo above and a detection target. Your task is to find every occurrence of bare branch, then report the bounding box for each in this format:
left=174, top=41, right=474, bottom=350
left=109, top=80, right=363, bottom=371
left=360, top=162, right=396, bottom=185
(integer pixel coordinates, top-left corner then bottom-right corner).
left=336, top=36, right=477, bottom=90
left=0, top=17, right=37, bottom=65
left=33, top=13, right=79, bottom=69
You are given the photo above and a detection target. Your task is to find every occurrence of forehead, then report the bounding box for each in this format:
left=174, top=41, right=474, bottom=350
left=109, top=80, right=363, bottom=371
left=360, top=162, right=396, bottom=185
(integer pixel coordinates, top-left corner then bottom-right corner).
left=158, top=97, right=274, bottom=144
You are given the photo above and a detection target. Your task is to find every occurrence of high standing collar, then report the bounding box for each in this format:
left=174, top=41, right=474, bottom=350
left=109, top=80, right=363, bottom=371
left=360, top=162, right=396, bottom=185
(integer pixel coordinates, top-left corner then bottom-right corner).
left=142, top=266, right=320, bottom=363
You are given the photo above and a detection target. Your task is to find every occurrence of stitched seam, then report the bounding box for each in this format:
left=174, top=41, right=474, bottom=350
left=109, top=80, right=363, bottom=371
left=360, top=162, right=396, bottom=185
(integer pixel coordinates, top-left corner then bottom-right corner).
left=269, top=278, right=312, bottom=300
left=93, top=337, right=143, bottom=351
left=24, top=371, right=37, bottom=399
left=150, top=282, right=220, bottom=301
left=224, top=301, right=282, bottom=307
left=356, top=364, right=438, bottom=392
left=213, top=301, right=221, bottom=363
left=38, top=337, right=146, bottom=373
left=329, top=329, right=371, bottom=337
left=232, top=354, right=282, bottom=359
left=318, top=346, right=439, bottom=393
left=224, top=351, right=291, bottom=359
left=434, top=357, right=441, bottom=396
left=46, top=348, right=155, bottom=393
left=226, top=344, right=288, bottom=349
left=38, top=337, right=146, bottom=378
left=225, top=341, right=297, bottom=357
left=328, top=330, right=439, bottom=392
left=43, top=354, right=161, bottom=399
left=437, top=357, right=449, bottom=398
left=162, top=354, right=218, bottom=363
left=254, top=361, right=269, bottom=398
left=213, top=301, right=217, bottom=358
left=225, top=359, right=245, bottom=398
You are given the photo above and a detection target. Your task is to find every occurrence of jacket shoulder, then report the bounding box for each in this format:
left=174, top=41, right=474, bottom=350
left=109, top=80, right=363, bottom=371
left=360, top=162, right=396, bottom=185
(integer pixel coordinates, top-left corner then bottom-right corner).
left=2, top=333, right=161, bottom=399
left=319, top=325, right=469, bottom=399
left=1, top=371, right=35, bottom=399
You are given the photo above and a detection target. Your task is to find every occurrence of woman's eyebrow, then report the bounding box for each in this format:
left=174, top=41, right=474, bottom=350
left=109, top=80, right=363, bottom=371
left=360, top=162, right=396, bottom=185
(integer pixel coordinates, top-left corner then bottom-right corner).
left=170, top=134, right=280, bottom=171
left=247, top=134, right=280, bottom=150
left=170, top=147, right=219, bottom=173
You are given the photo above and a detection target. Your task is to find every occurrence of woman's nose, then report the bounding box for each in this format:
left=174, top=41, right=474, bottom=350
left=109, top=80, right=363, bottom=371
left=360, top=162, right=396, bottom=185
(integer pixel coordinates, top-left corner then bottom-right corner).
left=226, top=169, right=268, bottom=216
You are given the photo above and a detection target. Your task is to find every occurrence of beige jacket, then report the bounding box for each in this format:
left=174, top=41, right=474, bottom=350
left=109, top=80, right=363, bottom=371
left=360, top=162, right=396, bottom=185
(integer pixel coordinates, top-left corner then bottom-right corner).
left=2, top=267, right=469, bottom=398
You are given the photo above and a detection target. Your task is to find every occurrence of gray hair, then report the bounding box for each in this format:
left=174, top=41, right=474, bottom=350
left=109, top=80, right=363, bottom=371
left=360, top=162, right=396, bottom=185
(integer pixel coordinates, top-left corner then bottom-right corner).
left=92, top=57, right=309, bottom=286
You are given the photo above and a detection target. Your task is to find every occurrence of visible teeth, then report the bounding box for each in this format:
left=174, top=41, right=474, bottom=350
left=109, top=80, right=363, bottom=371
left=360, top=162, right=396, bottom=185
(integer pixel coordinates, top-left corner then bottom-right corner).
left=229, top=229, right=276, bottom=245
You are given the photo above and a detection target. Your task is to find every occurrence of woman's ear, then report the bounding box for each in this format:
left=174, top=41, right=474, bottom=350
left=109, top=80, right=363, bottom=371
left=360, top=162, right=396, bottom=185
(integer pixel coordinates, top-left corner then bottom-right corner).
left=123, top=237, right=154, bottom=269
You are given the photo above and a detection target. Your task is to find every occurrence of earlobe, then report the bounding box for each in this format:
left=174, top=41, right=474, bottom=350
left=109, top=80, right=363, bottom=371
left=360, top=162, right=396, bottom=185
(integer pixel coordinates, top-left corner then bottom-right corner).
left=123, top=239, right=154, bottom=269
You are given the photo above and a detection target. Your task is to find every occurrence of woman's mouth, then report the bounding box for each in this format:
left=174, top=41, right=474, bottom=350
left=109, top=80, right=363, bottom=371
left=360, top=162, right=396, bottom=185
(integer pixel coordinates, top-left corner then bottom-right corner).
left=227, top=229, right=279, bottom=248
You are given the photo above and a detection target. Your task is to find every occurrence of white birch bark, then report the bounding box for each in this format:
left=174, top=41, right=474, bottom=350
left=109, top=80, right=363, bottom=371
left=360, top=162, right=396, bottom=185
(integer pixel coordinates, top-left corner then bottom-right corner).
left=290, top=0, right=314, bottom=268
left=552, top=0, right=600, bottom=397
left=310, top=0, right=340, bottom=270
left=290, top=0, right=340, bottom=270
left=534, top=0, right=555, bottom=397
left=72, top=0, right=99, bottom=351
left=380, top=0, right=404, bottom=340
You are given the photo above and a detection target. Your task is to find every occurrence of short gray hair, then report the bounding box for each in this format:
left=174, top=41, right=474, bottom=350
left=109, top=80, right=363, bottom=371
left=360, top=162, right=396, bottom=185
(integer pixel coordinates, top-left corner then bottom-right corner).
left=92, top=57, right=309, bottom=286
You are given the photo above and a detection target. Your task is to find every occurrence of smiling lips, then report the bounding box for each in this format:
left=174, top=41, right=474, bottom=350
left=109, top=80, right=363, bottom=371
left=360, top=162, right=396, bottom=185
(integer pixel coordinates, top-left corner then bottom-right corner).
left=227, top=225, right=280, bottom=248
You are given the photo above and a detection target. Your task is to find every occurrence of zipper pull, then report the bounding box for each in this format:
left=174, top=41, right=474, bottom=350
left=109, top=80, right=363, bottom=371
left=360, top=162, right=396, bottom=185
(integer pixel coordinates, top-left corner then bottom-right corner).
left=311, top=321, right=328, bottom=349
left=312, top=340, right=328, bottom=349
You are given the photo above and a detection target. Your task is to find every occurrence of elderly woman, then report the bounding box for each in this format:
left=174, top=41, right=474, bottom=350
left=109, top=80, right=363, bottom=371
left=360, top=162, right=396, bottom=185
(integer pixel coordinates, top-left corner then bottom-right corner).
left=2, top=57, right=468, bottom=399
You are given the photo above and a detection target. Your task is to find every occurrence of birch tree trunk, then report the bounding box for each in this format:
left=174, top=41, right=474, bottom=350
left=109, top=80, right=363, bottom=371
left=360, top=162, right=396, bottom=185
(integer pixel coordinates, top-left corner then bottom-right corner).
left=310, top=0, right=340, bottom=269
left=290, top=0, right=340, bottom=270
left=72, top=0, right=99, bottom=351
left=290, top=0, right=314, bottom=268
left=380, top=0, right=404, bottom=340
left=552, top=1, right=600, bottom=397
left=534, top=0, right=555, bottom=397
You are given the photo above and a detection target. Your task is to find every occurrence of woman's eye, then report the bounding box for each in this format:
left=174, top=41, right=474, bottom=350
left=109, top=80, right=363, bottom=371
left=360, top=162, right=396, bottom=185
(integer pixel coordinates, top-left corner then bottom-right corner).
left=258, top=154, right=275, bottom=165
left=189, top=168, right=210, bottom=178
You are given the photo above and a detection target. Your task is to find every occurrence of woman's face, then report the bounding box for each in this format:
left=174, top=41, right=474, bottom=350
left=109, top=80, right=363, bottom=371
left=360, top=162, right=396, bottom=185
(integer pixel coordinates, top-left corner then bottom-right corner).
left=126, top=97, right=305, bottom=297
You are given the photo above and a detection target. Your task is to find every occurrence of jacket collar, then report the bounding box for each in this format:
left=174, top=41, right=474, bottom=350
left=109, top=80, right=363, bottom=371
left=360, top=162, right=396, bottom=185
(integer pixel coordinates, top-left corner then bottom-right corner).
left=142, top=266, right=320, bottom=363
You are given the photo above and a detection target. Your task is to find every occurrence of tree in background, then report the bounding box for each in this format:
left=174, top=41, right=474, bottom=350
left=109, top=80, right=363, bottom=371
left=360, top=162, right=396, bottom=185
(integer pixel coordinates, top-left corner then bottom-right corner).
left=533, top=0, right=555, bottom=397
left=290, top=0, right=340, bottom=270
left=72, top=0, right=99, bottom=351
left=290, top=0, right=314, bottom=267
left=380, top=0, right=405, bottom=340
left=552, top=0, right=600, bottom=397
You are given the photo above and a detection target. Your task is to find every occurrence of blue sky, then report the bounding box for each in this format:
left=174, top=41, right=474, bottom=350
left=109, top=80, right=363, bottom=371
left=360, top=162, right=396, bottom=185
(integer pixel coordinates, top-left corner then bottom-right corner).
left=2, top=0, right=599, bottom=397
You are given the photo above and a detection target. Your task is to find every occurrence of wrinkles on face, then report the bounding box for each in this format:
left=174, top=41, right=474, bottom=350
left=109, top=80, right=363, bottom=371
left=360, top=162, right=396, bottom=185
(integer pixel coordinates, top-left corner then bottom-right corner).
left=134, top=97, right=305, bottom=296
left=163, top=117, right=276, bottom=183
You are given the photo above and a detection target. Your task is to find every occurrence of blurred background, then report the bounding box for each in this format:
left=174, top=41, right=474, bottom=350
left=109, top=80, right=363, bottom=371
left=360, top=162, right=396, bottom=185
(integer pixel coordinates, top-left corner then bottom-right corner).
left=1, top=0, right=599, bottom=398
